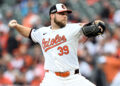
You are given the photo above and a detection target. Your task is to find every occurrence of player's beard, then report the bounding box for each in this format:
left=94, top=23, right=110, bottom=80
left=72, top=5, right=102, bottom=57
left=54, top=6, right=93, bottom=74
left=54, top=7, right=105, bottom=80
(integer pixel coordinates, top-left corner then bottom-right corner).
left=54, top=17, right=66, bottom=28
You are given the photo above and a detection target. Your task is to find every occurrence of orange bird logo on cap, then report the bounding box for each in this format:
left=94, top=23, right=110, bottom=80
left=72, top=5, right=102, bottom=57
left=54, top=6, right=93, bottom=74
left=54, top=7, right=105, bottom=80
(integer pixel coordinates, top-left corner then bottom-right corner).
left=62, top=5, right=67, bottom=9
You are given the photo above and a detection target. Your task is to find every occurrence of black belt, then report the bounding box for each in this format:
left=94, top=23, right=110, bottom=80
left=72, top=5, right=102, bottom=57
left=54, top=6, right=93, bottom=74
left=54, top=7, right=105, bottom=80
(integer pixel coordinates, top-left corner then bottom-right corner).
left=75, top=69, right=79, bottom=74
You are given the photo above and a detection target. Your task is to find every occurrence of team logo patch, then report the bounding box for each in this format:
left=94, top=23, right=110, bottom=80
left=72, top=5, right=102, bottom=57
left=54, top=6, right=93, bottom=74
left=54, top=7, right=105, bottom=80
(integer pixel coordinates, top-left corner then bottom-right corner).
left=33, top=29, right=39, bottom=32
left=33, top=29, right=36, bottom=32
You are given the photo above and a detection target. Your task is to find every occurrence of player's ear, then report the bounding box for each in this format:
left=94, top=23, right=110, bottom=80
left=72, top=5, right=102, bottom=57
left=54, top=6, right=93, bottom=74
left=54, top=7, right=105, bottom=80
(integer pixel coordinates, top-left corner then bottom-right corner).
left=50, top=14, right=55, bottom=20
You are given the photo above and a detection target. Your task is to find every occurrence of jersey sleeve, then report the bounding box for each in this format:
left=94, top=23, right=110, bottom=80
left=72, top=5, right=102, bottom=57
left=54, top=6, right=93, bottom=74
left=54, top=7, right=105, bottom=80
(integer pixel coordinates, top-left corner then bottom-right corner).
left=69, top=23, right=84, bottom=38
left=29, top=28, right=42, bottom=43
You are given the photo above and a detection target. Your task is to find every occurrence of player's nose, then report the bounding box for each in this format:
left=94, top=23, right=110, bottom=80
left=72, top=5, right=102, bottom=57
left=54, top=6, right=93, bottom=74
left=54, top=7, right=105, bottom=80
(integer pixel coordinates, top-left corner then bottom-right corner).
left=63, top=14, right=68, bottom=19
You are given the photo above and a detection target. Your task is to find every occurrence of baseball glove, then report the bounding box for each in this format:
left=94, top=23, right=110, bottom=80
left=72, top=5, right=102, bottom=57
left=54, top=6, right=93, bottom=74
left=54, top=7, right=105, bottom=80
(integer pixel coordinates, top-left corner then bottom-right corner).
left=82, top=20, right=106, bottom=37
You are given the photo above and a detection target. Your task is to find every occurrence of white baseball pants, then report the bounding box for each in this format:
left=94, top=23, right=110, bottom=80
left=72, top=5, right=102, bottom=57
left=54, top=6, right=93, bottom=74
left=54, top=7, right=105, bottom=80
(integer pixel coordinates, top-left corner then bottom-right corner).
left=40, top=71, right=96, bottom=86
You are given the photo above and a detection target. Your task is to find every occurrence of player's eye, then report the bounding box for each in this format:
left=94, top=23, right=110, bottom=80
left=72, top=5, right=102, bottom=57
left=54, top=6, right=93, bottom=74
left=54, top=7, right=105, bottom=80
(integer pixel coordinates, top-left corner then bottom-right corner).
left=57, top=12, right=68, bottom=15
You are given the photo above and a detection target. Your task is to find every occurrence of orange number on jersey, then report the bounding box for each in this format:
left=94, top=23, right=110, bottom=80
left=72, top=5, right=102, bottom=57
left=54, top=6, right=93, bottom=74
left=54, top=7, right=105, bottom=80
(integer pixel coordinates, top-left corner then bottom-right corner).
left=63, top=45, right=69, bottom=54
left=57, top=45, right=69, bottom=56
left=57, top=46, right=63, bottom=56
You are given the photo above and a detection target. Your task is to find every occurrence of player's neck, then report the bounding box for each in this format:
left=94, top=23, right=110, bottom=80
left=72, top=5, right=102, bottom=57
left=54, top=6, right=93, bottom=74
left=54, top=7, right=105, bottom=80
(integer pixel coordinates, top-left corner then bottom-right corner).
left=51, top=22, right=60, bottom=30
left=51, top=25, right=60, bottom=30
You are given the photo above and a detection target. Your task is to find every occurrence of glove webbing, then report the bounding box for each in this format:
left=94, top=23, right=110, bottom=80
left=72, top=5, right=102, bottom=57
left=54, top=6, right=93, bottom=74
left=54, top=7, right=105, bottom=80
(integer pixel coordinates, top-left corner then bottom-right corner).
left=82, top=22, right=102, bottom=37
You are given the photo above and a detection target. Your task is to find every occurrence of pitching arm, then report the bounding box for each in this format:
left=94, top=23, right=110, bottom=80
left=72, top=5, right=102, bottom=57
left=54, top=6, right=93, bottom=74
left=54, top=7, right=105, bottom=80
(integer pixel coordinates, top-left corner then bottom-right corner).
left=8, top=20, right=32, bottom=38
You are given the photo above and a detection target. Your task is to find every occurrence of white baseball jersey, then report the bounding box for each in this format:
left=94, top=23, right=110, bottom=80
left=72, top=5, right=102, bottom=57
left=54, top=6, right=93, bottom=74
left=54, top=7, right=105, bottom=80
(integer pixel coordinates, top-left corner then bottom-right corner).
left=30, top=23, right=83, bottom=72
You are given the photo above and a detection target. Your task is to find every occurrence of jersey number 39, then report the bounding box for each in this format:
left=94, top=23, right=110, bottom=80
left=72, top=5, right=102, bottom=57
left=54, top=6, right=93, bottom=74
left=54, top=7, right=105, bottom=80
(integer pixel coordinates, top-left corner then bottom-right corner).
left=57, top=45, right=69, bottom=56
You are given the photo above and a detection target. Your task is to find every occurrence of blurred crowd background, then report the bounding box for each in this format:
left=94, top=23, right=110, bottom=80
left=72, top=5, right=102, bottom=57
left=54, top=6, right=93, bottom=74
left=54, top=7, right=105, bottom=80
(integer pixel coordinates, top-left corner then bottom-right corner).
left=0, top=0, right=120, bottom=86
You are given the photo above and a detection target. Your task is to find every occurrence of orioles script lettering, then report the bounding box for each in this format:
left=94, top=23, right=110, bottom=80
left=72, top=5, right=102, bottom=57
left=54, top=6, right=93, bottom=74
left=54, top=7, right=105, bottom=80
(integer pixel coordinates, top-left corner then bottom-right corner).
left=42, top=34, right=67, bottom=52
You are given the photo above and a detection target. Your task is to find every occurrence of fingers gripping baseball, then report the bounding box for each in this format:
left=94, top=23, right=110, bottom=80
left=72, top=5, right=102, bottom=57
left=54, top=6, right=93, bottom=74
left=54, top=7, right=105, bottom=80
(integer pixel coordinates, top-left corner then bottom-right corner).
left=8, top=20, right=18, bottom=28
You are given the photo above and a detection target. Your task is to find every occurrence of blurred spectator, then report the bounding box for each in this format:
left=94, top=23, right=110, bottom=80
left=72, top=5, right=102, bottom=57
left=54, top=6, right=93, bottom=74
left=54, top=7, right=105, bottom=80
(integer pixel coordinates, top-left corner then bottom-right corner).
left=18, top=44, right=33, bottom=68
left=7, top=30, right=19, bottom=54
left=100, top=1, right=115, bottom=23
left=25, top=68, right=34, bottom=84
left=39, top=0, right=51, bottom=15
left=98, top=54, right=120, bottom=86
left=39, top=0, right=51, bottom=25
left=0, top=64, right=13, bottom=86
left=113, top=27, right=120, bottom=40
left=32, top=45, right=44, bottom=78
left=0, top=0, right=3, bottom=6
left=22, top=10, right=40, bottom=28
left=85, top=38, right=97, bottom=56
left=96, top=28, right=117, bottom=55
left=86, top=0, right=99, bottom=6
left=100, top=1, right=110, bottom=19
left=113, top=9, right=120, bottom=27
left=31, top=76, right=42, bottom=86
left=116, top=40, right=120, bottom=58
left=0, top=14, right=9, bottom=33
left=14, top=70, right=26, bottom=85
left=58, top=0, right=71, bottom=8
left=31, top=63, right=44, bottom=86
left=10, top=49, right=24, bottom=70
left=95, top=26, right=120, bottom=86
left=78, top=45, right=94, bottom=80
left=93, top=56, right=108, bottom=86
left=4, top=8, right=14, bottom=24
left=79, top=57, right=93, bottom=80
left=31, top=14, right=42, bottom=29
left=69, top=11, right=82, bottom=23
left=4, top=63, right=16, bottom=83
left=0, top=15, right=9, bottom=51
left=20, top=0, right=38, bottom=17
left=0, top=32, right=8, bottom=51
left=33, top=45, right=43, bottom=63
left=15, top=0, right=22, bottom=4
left=102, top=35, right=117, bottom=56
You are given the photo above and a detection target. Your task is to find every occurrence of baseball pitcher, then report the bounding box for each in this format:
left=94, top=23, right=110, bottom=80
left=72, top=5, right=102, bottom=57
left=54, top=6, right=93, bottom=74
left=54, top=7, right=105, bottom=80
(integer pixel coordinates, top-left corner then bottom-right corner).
left=8, top=3, right=105, bottom=86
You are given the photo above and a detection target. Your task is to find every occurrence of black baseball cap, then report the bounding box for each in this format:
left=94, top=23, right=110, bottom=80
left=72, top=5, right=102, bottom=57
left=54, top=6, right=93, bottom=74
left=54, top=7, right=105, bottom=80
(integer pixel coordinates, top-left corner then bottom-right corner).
left=49, top=3, right=72, bottom=15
